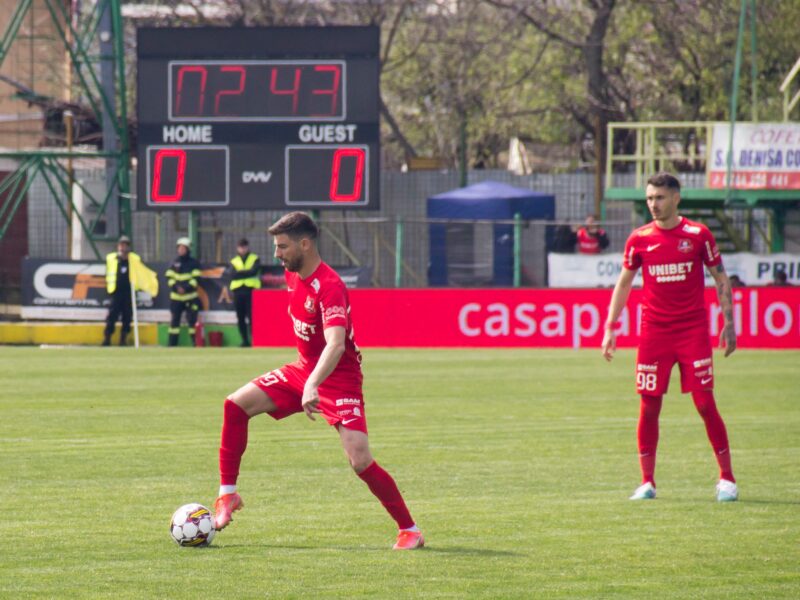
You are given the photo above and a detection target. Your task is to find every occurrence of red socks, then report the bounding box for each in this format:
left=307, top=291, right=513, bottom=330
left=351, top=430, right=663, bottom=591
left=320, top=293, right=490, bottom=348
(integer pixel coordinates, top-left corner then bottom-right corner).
left=692, top=390, right=735, bottom=482
left=218, top=401, right=416, bottom=529
left=636, top=391, right=735, bottom=485
left=358, top=461, right=415, bottom=530
left=219, top=399, right=250, bottom=486
left=637, top=394, right=663, bottom=485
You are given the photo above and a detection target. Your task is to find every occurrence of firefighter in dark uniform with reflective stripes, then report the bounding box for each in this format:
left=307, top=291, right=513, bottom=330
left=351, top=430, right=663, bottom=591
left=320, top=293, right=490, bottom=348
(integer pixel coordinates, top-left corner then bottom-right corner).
left=166, top=237, right=202, bottom=347
left=229, top=238, right=261, bottom=347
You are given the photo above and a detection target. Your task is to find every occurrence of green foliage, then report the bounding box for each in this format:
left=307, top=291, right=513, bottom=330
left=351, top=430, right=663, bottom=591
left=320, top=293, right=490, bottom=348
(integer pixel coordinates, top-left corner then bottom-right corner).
left=121, top=1, right=800, bottom=168
left=1, top=346, right=798, bottom=598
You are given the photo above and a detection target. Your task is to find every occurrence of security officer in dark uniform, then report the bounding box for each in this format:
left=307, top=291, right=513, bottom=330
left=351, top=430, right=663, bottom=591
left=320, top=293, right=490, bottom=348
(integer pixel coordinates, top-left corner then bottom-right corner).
left=165, top=237, right=202, bottom=347
left=228, top=238, right=261, bottom=347
left=103, top=235, right=139, bottom=346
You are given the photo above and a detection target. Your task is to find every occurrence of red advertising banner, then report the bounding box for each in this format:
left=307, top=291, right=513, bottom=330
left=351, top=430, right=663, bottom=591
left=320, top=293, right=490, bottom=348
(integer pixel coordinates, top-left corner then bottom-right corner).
left=253, top=287, right=800, bottom=349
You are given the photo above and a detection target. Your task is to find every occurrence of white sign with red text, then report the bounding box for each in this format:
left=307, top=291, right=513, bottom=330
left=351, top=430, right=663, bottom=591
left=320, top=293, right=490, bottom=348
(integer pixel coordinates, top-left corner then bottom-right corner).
left=548, top=252, right=800, bottom=288
left=253, top=287, right=800, bottom=349
left=708, top=122, right=800, bottom=189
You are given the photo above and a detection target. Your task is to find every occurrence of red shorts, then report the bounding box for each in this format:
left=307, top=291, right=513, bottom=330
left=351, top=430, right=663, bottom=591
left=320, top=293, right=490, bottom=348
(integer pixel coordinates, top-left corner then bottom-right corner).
left=635, top=321, right=714, bottom=396
left=251, top=363, right=367, bottom=434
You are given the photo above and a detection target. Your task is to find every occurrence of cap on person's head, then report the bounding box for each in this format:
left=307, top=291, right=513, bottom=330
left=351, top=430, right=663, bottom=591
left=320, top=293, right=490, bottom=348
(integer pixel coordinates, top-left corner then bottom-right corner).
left=176, top=236, right=191, bottom=249
left=118, top=235, right=131, bottom=245
left=237, top=238, right=249, bottom=247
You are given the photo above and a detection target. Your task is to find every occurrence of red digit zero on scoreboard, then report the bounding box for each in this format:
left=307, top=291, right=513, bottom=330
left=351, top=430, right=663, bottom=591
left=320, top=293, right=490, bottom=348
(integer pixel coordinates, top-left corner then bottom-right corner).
left=146, top=146, right=230, bottom=206
left=150, top=148, right=186, bottom=202
left=136, top=27, right=379, bottom=211
left=285, top=145, right=369, bottom=206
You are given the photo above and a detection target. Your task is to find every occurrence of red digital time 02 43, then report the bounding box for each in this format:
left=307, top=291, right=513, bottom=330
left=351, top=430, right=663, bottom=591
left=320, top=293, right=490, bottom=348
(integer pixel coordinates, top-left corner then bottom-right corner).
left=169, top=60, right=345, bottom=122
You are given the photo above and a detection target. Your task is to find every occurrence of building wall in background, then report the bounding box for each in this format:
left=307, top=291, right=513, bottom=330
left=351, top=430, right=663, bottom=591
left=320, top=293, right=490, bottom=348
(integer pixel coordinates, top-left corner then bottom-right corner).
left=0, top=169, right=27, bottom=302
left=0, top=0, right=65, bottom=149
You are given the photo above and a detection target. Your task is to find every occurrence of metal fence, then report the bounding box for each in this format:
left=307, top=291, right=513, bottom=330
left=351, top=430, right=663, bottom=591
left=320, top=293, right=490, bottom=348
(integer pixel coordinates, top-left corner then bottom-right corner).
left=21, top=168, right=779, bottom=289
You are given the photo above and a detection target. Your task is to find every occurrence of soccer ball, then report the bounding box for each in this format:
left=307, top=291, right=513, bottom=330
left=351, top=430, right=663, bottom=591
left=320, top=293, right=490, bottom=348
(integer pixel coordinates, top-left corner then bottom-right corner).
left=170, top=503, right=216, bottom=547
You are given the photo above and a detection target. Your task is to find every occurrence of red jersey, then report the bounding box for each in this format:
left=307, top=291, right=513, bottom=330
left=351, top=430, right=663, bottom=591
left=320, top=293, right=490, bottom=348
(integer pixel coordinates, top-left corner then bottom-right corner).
left=285, top=261, right=363, bottom=386
left=623, top=217, right=721, bottom=325
left=577, top=227, right=606, bottom=254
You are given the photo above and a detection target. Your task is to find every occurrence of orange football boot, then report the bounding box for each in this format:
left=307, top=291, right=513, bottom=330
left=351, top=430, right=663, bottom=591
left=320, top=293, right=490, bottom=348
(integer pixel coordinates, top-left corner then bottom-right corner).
left=213, top=492, right=244, bottom=530
left=393, top=529, right=424, bottom=550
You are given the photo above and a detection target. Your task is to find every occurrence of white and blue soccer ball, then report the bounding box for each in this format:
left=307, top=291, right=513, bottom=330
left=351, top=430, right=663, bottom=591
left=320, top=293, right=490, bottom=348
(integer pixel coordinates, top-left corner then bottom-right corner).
left=170, top=503, right=216, bottom=547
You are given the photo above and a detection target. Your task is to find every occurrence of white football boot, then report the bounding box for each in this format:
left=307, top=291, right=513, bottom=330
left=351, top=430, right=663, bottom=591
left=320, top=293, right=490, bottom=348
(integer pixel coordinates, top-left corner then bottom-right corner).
left=629, top=482, right=656, bottom=500
left=716, top=479, right=738, bottom=502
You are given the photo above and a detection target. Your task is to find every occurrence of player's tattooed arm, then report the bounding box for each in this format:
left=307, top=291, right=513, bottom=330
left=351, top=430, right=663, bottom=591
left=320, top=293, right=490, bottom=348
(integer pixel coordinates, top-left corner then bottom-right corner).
left=709, top=262, right=737, bottom=357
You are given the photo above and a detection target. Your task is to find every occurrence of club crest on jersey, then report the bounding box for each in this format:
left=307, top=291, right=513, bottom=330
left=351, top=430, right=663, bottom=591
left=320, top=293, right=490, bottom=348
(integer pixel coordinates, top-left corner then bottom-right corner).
left=678, top=239, right=694, bottom=253
left=304, top=296, right=316, bottom=314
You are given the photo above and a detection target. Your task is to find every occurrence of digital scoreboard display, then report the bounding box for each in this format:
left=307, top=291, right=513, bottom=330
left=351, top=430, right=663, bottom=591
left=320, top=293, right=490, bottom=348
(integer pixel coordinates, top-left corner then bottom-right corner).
left=136, top=27, right=379, bottom=210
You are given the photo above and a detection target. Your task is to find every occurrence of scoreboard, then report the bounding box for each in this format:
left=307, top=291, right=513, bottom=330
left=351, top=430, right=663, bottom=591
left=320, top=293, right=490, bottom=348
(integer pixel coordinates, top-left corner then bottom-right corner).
left=136, top=27, right=379, bottom=210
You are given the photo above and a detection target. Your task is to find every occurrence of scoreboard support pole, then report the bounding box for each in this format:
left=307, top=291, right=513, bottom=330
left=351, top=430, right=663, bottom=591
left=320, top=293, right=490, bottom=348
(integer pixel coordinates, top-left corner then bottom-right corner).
left=188, top=210, right=199, bottom=256
left=395, top=218, right=404, bottom=288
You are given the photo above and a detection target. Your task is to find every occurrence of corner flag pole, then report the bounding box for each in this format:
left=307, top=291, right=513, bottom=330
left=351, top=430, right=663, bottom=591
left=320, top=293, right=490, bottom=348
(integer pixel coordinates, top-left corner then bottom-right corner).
left=130, top=280, right=140, bottom=349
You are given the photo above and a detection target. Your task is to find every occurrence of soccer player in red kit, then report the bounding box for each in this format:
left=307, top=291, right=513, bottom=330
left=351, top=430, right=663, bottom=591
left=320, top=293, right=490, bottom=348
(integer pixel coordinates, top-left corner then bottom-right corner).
left=601, top=172, right=738, bottom=502
left=214, top=212, right=424, bottom=549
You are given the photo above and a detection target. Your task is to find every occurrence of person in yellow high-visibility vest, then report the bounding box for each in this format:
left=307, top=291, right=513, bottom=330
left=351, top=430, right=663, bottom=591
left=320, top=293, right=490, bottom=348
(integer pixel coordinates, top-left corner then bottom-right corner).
left=103, top=235, right=137, bottom=346
left=228, top=238, right=261, bottom=347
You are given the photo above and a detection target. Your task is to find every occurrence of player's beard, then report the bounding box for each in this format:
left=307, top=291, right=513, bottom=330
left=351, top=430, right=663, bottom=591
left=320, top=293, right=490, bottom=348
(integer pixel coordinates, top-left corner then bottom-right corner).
left=282, top=255, right=303, bottom=272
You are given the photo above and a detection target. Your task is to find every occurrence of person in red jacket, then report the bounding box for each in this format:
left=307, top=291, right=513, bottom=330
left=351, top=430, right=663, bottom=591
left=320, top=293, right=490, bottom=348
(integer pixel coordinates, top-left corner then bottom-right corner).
left=576, top=215, right=610, bottom=254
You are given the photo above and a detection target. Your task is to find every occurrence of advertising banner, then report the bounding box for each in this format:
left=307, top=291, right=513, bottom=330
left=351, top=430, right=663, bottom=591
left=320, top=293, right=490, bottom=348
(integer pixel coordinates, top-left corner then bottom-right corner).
left=548, top=252, right=800, bottom=288
left=21, top=258, right=370, bottom=322
left=21, top=258, right=236, bottom=322
left=253, top=287, right=800, bottom=349
left=708, top=122, right=800, bottom=189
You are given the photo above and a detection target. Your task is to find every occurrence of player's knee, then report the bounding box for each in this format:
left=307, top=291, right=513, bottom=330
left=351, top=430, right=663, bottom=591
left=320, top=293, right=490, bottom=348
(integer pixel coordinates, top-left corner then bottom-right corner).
left=691, top=390, right=715, bottom=417
left=347, top=449, right=373, bottom=473
left=227, top=388, right=266, bottom=418
left=351, top=458, right=372, bottom=474
left=640, top=395, right=663, bottom=420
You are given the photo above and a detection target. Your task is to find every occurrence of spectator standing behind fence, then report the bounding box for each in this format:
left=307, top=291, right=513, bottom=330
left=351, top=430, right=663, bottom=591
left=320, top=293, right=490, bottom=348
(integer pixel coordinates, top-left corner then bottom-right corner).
left=103, top=235, right=158, bottom=347
left=576, top=215, right=610, bottom=254
left=228, top=238, right=261, bottom=347
left=729, top=275, right=745, bottom=288
left=103, top=235, right=135, bottom=346
left=769, top=271, right=792, bottom=286
left=166, top=237, right=202, bottom=347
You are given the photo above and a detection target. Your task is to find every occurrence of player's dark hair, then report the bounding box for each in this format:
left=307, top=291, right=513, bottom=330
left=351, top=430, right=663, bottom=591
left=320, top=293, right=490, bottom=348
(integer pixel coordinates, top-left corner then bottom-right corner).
left=268, top=212, right=319, bottom=241
left=647, top=171, right=681, bottom=191
left=237, top=238, right=249, bottom=246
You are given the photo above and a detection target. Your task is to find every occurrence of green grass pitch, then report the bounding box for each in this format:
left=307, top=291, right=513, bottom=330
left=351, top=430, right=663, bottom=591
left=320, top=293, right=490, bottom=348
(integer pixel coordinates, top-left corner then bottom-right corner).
left=0, top=346, right=798, bottom=598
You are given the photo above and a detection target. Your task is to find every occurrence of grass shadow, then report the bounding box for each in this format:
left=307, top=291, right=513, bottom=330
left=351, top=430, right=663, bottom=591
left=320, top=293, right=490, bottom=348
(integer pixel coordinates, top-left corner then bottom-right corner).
left=217, top=543, right=384, bottom=552
left=421, top=546, right=526, bottom=558
left=735, top=498, right=800, bottom=506
left=214, top=544, right=526, bottom=557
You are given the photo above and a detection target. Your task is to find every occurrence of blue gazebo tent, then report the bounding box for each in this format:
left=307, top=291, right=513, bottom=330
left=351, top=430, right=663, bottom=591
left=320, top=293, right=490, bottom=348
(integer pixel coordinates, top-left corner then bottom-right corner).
left=427, top=180, right=555, bottom=286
